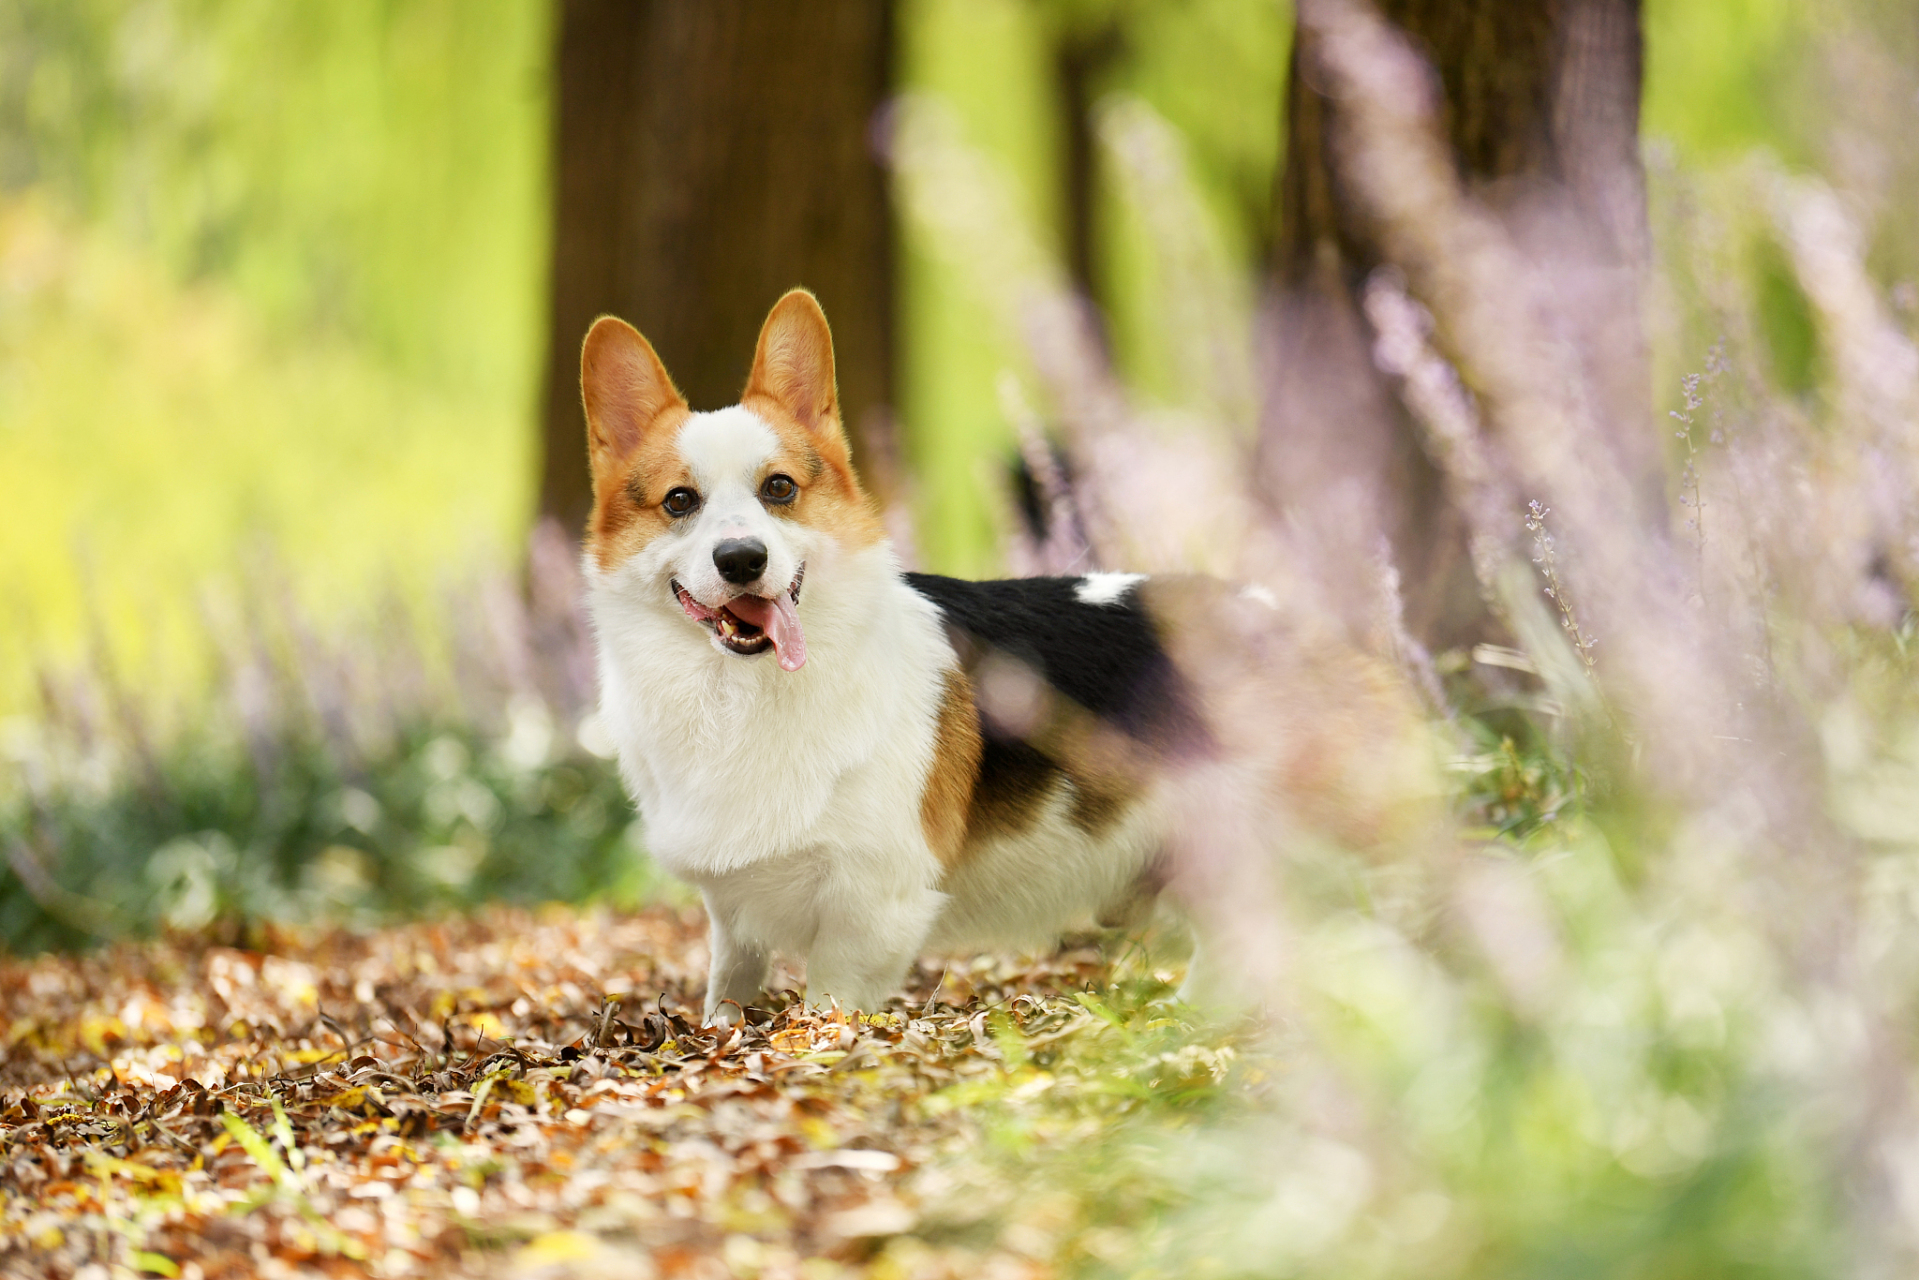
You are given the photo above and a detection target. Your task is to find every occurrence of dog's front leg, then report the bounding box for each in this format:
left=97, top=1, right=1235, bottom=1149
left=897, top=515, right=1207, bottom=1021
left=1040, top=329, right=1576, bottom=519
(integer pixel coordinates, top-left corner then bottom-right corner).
left=702, top=895, right=769, bottom=1025
left=804, top=878, right=943, bottom=1015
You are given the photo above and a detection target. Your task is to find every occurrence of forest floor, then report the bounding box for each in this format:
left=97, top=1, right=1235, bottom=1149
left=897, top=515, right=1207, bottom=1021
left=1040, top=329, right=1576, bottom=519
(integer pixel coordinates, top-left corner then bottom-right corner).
left=0, top=906, right=1246, bottom=1280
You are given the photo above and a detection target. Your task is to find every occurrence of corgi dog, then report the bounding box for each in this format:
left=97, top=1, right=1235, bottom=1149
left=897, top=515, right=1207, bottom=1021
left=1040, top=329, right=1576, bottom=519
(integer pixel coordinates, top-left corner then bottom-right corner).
left=580, top=290, right=1427, bottom=1021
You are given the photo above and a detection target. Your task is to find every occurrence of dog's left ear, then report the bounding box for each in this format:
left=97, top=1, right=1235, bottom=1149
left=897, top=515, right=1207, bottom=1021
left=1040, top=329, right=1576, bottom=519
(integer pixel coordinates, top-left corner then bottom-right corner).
left=581, top=315, right=686, bottom=490
left=743, top=289, right=842, bottom=441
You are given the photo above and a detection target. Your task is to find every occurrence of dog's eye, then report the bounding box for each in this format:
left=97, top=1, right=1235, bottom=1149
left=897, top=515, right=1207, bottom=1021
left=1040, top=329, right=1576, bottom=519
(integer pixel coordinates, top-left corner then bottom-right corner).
left=760, top=474, right=797, bottom=504
left=662, top=487, right=700, bottom=517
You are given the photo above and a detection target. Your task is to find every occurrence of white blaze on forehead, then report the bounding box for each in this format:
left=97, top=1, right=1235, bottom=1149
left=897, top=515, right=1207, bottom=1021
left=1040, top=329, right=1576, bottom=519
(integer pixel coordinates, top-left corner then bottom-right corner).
left=1074, top=572, right=1146, bottom=607
left=676, top=407, right=780, bottom=486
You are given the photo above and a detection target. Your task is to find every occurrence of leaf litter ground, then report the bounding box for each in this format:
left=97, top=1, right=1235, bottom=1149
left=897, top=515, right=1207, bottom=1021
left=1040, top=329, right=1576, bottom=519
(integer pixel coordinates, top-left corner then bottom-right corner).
left=1, top=906, right=1249, bottom=1279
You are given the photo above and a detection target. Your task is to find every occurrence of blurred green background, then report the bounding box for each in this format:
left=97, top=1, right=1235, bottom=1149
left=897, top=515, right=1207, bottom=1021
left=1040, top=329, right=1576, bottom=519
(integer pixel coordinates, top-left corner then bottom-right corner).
left=0, top=0, right=1815, bottom=716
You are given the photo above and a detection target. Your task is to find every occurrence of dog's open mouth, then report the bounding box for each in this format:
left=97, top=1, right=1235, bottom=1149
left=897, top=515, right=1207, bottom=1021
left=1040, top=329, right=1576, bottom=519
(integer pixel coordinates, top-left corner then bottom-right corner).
left=672, top=564, right=807, bottom=671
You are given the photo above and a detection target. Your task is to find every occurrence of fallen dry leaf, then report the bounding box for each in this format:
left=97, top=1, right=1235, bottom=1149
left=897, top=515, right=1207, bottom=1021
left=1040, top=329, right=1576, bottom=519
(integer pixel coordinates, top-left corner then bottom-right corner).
left=2, top=905, right=1201, bottom=1279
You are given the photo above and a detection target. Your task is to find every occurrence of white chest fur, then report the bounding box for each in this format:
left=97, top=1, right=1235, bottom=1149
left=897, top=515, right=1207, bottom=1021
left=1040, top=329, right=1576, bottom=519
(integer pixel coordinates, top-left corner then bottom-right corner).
left=587, top=541, right=952, bottom=883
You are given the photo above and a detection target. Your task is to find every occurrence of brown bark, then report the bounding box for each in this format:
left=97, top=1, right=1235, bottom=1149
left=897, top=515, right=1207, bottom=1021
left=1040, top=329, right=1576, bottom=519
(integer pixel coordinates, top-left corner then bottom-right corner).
left=1051, top=16, right=1124, bottom=320
left=537, top=0, right=897, bottom=537
left=1265, top=0, right=1650, bottom=649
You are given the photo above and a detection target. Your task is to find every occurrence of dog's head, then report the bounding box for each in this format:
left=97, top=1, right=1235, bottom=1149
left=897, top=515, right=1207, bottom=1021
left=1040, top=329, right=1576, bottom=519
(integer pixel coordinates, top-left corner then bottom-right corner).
left=581, top=290, right=884, bottom=672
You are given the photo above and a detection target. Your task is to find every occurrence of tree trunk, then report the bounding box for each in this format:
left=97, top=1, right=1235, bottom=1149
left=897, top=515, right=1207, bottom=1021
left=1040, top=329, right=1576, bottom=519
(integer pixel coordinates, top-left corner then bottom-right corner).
left=1265, top=0, right=1650, bottom=650
left=537, top=0, right=897, bottom=536
left=1051, top=15, right=1124, bottom=324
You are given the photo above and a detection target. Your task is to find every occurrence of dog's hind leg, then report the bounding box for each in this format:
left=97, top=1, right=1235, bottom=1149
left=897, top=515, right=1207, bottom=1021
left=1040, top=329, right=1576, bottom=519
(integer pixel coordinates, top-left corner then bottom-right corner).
left=703, top=898, right=770, bottom=1025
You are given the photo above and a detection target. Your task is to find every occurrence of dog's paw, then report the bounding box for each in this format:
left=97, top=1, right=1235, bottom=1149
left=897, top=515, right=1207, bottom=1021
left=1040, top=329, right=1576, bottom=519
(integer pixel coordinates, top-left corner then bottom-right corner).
left=703, top=998, right=749, bottom=1028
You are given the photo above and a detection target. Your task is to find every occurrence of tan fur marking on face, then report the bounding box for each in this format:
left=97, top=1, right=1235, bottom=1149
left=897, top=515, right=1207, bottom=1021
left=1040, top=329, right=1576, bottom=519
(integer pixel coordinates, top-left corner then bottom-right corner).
left=921, top=668, right=983, bottom=868
left=580, top=314, right=694, bottom=572
left=744, top=392, right=886, bottom=549
left=738, top=289, right=886, bottom=548
left=587, top=404, right=695, bottom=571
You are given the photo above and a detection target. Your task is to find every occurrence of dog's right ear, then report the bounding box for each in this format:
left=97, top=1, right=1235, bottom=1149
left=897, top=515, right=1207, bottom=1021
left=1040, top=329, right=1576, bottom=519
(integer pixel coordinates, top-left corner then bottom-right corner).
left=581, top=316, right=686, bottom=486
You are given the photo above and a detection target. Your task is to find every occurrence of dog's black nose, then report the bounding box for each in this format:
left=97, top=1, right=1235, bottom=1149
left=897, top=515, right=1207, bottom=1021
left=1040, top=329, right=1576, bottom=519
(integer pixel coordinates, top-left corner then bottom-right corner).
left=713, top=538, right=768, bottom=585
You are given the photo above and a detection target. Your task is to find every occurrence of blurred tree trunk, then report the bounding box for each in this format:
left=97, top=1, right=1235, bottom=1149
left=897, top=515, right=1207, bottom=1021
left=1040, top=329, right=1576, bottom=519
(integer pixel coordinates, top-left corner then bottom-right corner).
left=537, top=0, right=897, bottom=535
left=1051, top=14, right=1124, bottom=327
left=1266, top=0, right=1651, bottom=650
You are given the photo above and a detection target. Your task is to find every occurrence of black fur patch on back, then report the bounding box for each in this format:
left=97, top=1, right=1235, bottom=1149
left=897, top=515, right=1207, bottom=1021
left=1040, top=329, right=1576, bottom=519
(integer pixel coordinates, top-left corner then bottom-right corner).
left=903, top=573, right=1200, bottom=751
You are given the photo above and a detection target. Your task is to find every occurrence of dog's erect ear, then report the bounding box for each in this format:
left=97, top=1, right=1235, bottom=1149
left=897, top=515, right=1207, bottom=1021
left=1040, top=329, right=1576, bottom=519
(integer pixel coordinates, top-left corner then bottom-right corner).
left=581, top=316, right=685, bottom=483
left=743, top=290, right=841, bottom=438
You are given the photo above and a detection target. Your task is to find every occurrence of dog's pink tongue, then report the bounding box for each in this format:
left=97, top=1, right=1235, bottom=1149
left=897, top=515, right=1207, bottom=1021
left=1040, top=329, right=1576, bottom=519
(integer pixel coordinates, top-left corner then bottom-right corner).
left=727, top=594, right=807, bottom=672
